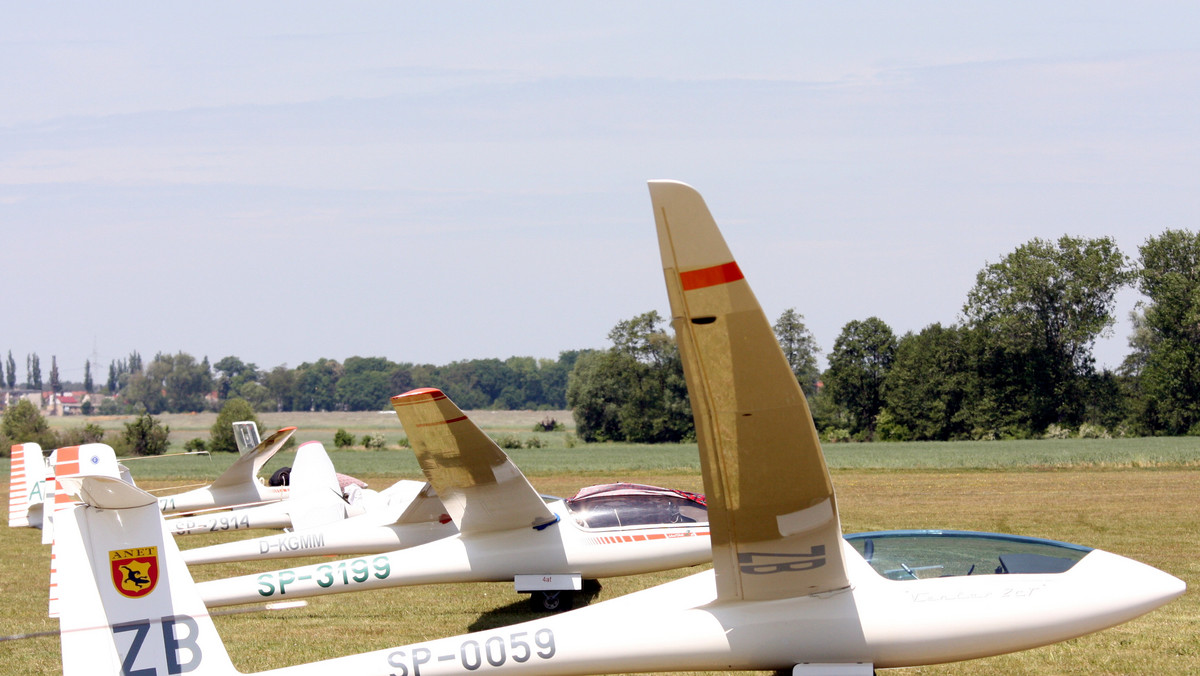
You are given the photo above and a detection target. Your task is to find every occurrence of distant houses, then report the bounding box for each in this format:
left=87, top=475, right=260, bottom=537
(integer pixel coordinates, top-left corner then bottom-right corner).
left=0, top=390, right=109, bottom=416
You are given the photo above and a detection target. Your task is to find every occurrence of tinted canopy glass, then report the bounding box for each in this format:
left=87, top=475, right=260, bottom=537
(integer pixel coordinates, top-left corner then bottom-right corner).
left=845, top=530, right=1093, bottom=580
left=566, top=483, right=707, bottom=529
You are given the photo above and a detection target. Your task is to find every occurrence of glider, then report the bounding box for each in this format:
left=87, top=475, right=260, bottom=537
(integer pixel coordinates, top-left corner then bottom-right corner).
left=52, top=180, right=1184, bottom=675
left=8, top=421, right=296, bottom=532
left=191, top=388, right=711, bottom=611
left=164, top=440, right=347, bottom=537
left=178, top=475, right=455, bottom=565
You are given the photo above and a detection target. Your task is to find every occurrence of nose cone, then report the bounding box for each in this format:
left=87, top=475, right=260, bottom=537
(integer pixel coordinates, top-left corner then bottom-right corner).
left=859, top=545, right=1185, bottom=668
left=1070, top=549, right=1186, bottom=627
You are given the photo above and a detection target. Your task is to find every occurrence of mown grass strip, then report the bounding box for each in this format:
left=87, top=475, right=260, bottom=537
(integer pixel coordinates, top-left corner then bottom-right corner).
left=1, top=469, right=1195, bottom=676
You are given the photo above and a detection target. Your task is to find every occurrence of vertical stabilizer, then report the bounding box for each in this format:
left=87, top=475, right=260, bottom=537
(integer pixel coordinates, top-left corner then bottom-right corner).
left=285, top=441, right=347, bottom=531
left=649, top=180, right=849, bottom=601
left=233, top=421, right=261, bottom=455
left=8, top=442, right=44, bottom=528
left=57, top=475, right=239, bottom=676
left=392, top=388, right=556, bottom=534
left=50, top=444, right=123, bottom=617
left=209, top=426, right=296, bottom=490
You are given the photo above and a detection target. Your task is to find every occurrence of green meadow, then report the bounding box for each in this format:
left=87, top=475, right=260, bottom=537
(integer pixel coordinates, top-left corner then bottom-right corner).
left=2, top=416, right=1197, bottom=675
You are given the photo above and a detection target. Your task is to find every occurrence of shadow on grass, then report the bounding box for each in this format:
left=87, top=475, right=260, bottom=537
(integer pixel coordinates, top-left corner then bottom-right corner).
left=468, top=584, right=603, bottom=632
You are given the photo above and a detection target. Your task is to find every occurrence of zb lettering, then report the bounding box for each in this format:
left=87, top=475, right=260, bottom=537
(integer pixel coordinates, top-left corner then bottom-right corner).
left=738, top=546, right=826, bottom=574
left=114, top=615, right=203, bottom=675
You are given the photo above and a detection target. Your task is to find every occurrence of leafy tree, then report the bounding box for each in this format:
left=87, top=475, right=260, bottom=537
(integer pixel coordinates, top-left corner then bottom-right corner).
left=5, top=351, right=14, bottom=389
left=214, top=356, right=258, bottom=401
left=963, top=236, right=1132, bottom=432
left=825, top=317, right=896, bottom=436
left=235, top=381, right=275, bottom=412
left=882, top=323, right=970, bottom=440
left=335, top=357, right=398, bottom=411
left=119, top=413, right=171, bottom=456
left=0, top=356, right=4, bottom=390
left=49, top=356, right=60, bottom=394
left=388, top=365, right=415, bottom=398
left=294, top=359, right=342, bottom=411
left=567, top=350, right=636, bottom=442
left=773, top=308, right=821, bottom=397
left=567, top=311, right=693, bottom=443
left=336, top=369, right=392, bottom=411
left=437, top=359, right=509, bottom=409
left=123, top=371, right=167, bottom=413
left=1127, top=229, right=1200, bottom=434
left=209, top=398, right=259, bottom=452
left=150, top=352, right=212, bottom=412
left=0, top=399, right=57, bottom=450
left=83, top=360, right=94, bottom=393
left=106, top=353, right=139, bottom=395
left=1082, top=369, right=1130, bottom=433
left=542, top=351, right=582, bottom=408
left=28, top=353, right=42, bottom=390
left=263, top=365, right=298, bottom=412
left=343, top=356, right=396, bottom=376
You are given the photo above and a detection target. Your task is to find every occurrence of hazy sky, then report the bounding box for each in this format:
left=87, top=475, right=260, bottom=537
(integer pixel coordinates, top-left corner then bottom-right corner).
left=4, top=3, right=1198, bottom=385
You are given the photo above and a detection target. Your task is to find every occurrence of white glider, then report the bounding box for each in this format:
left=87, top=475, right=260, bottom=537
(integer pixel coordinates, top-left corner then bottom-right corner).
left=164, top=440, right=347, bottom=537
left=53, top=180, right=1184, bottom=675
left=9, top=422, right=297, bottom=531
left=179, top=475, right=454, bottom=565
left=191, top=387, right=711, bottom=611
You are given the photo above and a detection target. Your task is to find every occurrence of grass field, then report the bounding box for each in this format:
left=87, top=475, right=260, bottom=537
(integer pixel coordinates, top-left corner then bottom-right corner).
left=42, top=410, right=576, bottom=452
left=1, top=421, right=1197, bottom=675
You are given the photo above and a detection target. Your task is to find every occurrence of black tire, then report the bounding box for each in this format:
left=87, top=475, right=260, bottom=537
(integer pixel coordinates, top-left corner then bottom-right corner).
left=269, top=466, right=292, bottom=486
left=529, top=590, right=573, bottom=612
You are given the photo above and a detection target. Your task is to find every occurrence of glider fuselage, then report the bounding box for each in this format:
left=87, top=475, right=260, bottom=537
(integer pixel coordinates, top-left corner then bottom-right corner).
left=197, top=497, right=710, bottom=607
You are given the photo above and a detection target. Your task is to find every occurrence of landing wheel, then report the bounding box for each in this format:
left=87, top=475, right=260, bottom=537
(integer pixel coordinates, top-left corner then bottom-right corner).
left=529, top=590, right=574, bottom=612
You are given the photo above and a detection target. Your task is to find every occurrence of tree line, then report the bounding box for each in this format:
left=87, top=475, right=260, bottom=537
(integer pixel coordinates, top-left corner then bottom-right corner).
left=568, top=230, right=1200, bottom=442
left=7, top=229, right=1198, bottom=442
left=15, top=352, right=583, bottom=415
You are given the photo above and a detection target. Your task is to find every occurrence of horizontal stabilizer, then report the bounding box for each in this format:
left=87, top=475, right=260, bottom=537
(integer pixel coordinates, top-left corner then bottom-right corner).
left=59, top=475, right=158, bottom=510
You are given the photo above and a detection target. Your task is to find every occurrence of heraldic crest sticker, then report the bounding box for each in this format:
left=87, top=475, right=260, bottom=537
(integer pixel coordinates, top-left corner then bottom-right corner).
left=109, top=547, right=159, bottom=598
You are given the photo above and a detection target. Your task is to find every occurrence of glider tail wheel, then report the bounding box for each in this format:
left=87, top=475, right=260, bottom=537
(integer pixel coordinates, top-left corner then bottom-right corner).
left=529, top=590, right=573, bottom=612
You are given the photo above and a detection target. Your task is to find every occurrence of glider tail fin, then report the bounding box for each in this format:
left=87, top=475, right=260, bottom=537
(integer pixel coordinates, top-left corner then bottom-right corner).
left=285, top=441, right=347, bottom=530
left=209, top=426, right=296, bottom=491
left=49, top=444, right=124, bottom=617
left=649, top=180, right=849, bottom=602
left=232, top=420, right=261, bottom=455
left=8, top=442, right=43, bottom=527
left=57, top=475, right=239, bottom=676
left=392, top=388, right=556, bottom=534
